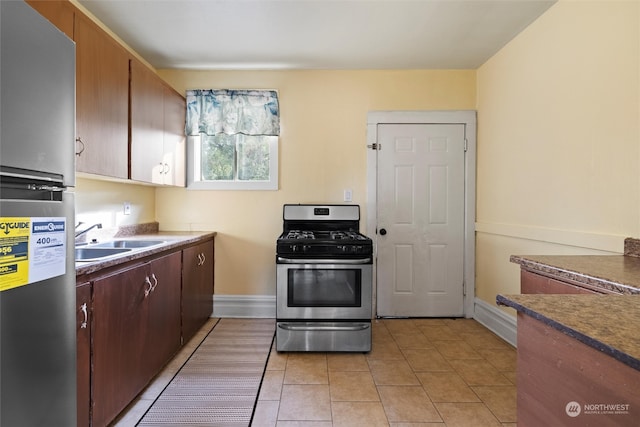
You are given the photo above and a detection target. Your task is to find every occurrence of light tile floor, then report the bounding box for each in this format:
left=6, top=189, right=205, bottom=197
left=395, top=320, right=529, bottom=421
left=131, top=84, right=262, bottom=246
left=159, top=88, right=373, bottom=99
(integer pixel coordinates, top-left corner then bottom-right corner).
left=114, top=317, right=516, bottom=427
left=253, top=318, right=517, bottom=427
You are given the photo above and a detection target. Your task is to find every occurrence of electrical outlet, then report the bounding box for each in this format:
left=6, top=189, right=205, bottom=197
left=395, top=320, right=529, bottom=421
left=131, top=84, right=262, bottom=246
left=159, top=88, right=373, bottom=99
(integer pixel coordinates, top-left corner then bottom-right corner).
left=123, top=202, right=131, bottom=215
left=343, top=189, right=353, bottom=202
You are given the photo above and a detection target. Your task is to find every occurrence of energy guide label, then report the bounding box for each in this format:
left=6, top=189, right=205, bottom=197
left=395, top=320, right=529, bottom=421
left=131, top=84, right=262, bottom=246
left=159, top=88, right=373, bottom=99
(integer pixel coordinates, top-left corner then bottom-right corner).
left=0, top=217, right=66, bottom=292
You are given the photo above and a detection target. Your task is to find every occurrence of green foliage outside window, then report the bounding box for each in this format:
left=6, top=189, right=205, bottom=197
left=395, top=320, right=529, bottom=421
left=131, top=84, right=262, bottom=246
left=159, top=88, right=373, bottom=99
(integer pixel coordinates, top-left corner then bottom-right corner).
left=201, top=134, right=270, bottom=181
left=238, top=136, right=270, bottom=180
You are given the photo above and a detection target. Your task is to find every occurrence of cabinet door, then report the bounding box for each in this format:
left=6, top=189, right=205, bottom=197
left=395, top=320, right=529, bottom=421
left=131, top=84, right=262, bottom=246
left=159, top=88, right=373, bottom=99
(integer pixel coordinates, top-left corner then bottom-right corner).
left=91, top=254, right=182, bottom=426
left=130, top=58, right=165, bottom=184
left=182, top=240, right=215, bottom=342
left=76, top=282, right=91, bottom=427
left=26, top=0, right=75, bottom=38
left=75, top=12, right=129, bottom=179
left=144, top=252, right=182, bottom=376
left=92, top=264, right=149, bottom=427
left=163, top=85, right=187, bottom=187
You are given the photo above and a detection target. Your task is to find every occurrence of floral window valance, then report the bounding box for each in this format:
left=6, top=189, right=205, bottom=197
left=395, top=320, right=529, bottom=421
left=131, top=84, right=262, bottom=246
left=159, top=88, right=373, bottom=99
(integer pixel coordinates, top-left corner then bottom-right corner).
left=186, top=89, right=279, bottom=137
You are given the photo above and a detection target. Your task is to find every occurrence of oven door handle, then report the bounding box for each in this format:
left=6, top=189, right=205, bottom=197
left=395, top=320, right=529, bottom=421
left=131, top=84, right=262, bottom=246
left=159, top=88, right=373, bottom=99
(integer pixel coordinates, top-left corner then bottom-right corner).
left=277, top=257, right=371, bottom=264
left=277, top=322, right=371, bottom=332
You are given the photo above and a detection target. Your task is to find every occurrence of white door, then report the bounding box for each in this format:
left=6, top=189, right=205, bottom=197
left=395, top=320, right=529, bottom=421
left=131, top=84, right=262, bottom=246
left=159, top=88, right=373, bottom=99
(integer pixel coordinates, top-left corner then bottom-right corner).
left=376, top=123, right=465, bottom=317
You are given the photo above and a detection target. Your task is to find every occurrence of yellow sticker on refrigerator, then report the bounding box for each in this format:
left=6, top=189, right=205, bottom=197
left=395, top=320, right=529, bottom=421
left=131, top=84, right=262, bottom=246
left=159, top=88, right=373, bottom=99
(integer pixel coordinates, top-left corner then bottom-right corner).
left=0, top=217, right=66, bottom=292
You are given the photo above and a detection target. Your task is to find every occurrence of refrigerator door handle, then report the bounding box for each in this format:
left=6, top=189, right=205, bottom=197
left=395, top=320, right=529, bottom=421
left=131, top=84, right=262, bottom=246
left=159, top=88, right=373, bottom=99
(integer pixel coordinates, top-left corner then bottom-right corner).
left=28, top=184, right=65, bottom=192
left=0, top=169, right=63, bottom=184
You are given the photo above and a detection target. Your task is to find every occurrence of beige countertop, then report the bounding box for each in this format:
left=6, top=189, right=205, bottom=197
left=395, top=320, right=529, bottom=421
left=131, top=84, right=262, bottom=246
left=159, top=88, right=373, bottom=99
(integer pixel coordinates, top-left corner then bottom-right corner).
left=75, top=231, right=216, bottom=276
left=510, top=254, right=640, bottom=294
left=497, top=293, right=640, bottom=371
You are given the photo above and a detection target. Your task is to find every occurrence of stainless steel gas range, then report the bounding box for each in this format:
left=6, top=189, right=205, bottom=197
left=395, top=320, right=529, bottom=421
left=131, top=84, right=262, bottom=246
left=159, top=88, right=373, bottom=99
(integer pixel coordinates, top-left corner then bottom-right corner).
left=276, top=204, right=373, bottom=352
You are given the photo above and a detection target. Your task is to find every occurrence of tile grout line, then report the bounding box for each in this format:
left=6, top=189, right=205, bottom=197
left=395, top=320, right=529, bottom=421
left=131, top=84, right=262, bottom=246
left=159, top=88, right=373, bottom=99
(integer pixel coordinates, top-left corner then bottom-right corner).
left=249, top=332, right=277, bottom=425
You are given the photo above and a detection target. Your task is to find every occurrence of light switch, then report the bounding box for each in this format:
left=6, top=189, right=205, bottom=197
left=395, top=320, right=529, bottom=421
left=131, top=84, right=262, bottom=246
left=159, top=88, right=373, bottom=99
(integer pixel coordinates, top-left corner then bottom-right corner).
left=343, top=189, right=353, bottom=202
left=123, top=202, right=131, bottom=215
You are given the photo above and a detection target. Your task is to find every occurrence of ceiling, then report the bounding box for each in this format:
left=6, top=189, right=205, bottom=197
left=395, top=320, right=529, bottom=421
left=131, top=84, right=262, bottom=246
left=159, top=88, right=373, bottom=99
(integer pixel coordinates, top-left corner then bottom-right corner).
left=77, top=0, right=556, bottom=71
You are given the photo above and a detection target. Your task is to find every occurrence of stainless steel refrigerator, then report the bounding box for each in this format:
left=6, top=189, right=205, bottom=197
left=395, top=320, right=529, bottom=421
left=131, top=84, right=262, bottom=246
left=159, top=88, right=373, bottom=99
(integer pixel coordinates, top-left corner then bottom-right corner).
left=1, top=1, right=77, bottom=425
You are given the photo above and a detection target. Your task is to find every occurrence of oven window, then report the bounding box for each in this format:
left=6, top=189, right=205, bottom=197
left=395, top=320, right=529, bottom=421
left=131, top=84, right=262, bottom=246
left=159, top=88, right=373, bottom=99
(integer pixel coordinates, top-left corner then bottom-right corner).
left=288, top=269, right=362, bottom=307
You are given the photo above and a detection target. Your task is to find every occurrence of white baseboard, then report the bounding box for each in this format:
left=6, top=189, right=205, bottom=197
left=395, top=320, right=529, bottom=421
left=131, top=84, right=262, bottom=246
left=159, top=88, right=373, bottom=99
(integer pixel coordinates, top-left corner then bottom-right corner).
left=473, top=298, right=517, bottom=347
left=212, top=294, right=276, bottom=318
left=211, top=294, right=518, bottom=347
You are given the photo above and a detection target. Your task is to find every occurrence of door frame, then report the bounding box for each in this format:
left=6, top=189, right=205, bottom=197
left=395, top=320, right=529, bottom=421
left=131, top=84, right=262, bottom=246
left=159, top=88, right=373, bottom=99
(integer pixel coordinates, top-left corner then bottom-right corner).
left=366, top=111, right=476, bottom=318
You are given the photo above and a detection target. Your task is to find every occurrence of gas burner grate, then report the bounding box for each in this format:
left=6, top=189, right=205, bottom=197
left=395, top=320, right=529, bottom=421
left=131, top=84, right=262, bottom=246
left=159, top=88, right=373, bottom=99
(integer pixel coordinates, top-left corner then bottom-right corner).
left=330, top=230, right=367, bottom=240
left=286, top=230, right=315, bottom=239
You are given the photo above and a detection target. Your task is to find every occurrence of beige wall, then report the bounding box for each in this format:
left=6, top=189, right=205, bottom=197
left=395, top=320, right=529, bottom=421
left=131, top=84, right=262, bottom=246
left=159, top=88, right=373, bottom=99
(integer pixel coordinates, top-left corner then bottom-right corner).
left=156, top=70, right=476, bottom=295
left=75, top=177, right=156, bottom=240
left=476, top=0, right=640, bottom=312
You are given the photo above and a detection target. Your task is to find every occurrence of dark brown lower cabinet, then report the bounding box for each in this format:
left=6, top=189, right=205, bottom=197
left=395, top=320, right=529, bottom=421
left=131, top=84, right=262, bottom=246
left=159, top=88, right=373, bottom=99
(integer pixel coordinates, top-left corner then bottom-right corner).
left=181, top=239, right=215, bottom=343
left=517, top=311, right=640, bottom=426
left=76, top=282, right=91, bottom=427
left=77, top=236, right=214, bottom=426
left=91, top=252, right=181, bottom=427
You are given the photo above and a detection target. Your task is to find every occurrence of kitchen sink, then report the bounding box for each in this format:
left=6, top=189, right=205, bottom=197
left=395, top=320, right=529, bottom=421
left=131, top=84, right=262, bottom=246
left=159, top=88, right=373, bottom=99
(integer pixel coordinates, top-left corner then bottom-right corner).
left=91, top=239, right=167, bottom=249
left=75, top=247, right=132, bottom=262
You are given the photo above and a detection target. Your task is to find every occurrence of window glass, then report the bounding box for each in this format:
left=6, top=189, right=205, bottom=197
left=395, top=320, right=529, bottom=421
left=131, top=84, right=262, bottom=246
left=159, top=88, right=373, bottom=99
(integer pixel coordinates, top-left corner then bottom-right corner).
left=188, top=135, right=278, bottom=190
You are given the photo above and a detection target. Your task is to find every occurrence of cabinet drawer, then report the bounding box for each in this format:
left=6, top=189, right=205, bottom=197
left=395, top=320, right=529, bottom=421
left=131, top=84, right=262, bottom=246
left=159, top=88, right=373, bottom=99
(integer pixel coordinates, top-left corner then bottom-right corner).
left=521, top=270, right=602, bottom=294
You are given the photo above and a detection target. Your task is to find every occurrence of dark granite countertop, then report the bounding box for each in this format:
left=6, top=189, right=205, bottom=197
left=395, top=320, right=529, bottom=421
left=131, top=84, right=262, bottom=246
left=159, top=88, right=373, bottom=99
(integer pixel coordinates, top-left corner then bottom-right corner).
left=75, top=231, right=216, bottom=276
left=510, top=254, right=640, bottom=294
left=497, top=293, right=640, bottom=371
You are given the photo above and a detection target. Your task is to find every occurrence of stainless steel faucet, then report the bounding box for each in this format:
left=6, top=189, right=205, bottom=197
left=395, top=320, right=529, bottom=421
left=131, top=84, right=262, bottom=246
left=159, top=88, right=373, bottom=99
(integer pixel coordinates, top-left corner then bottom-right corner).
left=75, top=222, right=102, bottom=238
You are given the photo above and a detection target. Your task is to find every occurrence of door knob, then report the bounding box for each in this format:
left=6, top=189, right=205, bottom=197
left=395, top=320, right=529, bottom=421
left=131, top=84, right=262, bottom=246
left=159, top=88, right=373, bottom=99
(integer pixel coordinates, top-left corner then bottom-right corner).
left=379, top=228, right=387, bottom=236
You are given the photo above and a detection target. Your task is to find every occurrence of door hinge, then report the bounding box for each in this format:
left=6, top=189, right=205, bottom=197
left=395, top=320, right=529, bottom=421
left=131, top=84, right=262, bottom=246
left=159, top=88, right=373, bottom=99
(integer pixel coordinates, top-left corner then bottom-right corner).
left=367, top=143, right=381, bottom=150
left=464, top=139, right=468, bottom=152
left=462, top=282, right=466, bottom=296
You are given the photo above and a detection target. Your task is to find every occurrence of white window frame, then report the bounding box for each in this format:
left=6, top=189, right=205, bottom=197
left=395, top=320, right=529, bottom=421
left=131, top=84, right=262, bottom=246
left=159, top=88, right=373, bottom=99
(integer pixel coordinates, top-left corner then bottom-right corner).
left=187, top=134, right=279, bottom=190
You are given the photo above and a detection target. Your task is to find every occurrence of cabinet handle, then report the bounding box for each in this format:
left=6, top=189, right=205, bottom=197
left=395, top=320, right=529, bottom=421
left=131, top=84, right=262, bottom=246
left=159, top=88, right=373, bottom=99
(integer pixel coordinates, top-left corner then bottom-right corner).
left=197, top=253, right=205, bottom=266
left=158, top=163, right=170, bottom=175
left=75, top=137, right=85, bottom=156
left=80, top=303, right=88, bottom=329
left=144, top=276, right=153, bottom=297
left=150, top=273, right=158, bottom=292
left=144, top=274, right=159, bottom=297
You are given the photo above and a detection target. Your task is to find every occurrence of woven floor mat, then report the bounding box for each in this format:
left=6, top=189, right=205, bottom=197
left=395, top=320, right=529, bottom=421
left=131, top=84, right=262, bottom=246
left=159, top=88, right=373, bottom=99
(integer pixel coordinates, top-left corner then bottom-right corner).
left=138, top=318, right=275, bottom=426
